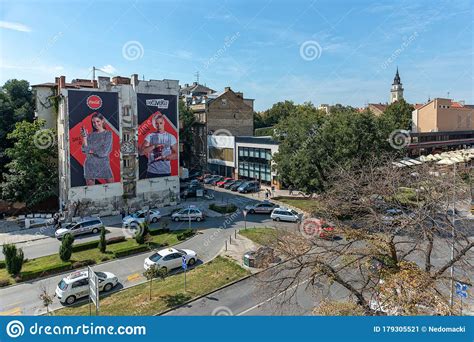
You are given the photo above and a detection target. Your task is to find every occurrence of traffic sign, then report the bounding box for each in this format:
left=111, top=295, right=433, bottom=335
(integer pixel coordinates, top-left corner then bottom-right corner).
left=182, top=256, right=187, bottom=270
left=88, top=266, right=100, bottom=315
left=455, top=282, right=469, bottom=298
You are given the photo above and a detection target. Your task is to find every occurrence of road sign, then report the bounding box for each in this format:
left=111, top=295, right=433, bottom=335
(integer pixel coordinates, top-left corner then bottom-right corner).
left=455, top=282, right=469, bottom=298
left=182, top=256, right=187, bottom=270
left=88, top=266, right=99, bottom=315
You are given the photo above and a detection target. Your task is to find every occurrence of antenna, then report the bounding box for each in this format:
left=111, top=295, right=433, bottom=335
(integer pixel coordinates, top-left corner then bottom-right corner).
left=194, top=71, right=200, bottom=84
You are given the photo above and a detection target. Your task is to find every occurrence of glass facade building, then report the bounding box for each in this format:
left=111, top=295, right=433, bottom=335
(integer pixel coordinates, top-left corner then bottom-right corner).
left=237, top=146, right=272, bottom=184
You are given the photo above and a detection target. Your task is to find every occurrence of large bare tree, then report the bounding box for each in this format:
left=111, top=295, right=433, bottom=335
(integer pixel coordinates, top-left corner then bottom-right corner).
left=262, top=156, right=473, bottom=315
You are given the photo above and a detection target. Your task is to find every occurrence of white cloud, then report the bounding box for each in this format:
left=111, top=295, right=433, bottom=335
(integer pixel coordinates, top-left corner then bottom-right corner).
left=0, top=21, right=31, bottom=32
left=100, top=64, right=117, bottom=75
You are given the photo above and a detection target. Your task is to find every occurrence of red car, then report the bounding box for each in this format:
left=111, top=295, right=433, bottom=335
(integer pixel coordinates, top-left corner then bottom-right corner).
left=216, top=178, right=233, bottom=187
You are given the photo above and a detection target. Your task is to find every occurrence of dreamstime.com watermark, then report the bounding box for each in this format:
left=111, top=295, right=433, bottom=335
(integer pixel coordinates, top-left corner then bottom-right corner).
left=211, top=306, right=234, bottom=316
left=299, top=40, right=322, bottom=61
left=204, top=32, right=240, bottom=69
left=122, top=40, right=145, bottom=61
left=380, top=31, right=418, bottom=71
left=33, top=129, right=56, bottom=149
left=387, top=129, right=411, bottom=150
left=5, top=320, right=146, bottom=338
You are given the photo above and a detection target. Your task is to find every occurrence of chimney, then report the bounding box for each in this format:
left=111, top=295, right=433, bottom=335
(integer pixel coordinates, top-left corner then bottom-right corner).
left=111, top=76, right=131, bottom=85
left=59, top=76, right=66, bottom=89
left=224, top=86, right=231, bottom=92
left=185, top=83, right=189, bottom=88
left=131, top=74, right=139, bottom=88
left=235, top=92, right=243, bottom=98
left=192, top=82, right=198, bottom=86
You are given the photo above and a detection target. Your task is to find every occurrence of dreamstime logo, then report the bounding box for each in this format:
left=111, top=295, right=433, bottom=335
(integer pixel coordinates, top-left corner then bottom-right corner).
left=299, top=40, right=322, bottom=61
left=210, top=128, right=233, bottom=145
left=122, top=41, right=144, bottom=61
left=300, top=217, right=322, bottom=238
left=211, top=306, right=234, bottom=316
left=388, top=129, right=411, bottom=150
left=122, top=222, right=144, bottom=239
left=33, top=129, right=56, bottom=149
left=6, top=320, right=24, bottom=338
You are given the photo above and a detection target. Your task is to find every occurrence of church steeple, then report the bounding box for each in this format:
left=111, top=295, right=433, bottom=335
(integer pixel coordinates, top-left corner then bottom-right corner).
left=390, top=67, right=404, bottom=103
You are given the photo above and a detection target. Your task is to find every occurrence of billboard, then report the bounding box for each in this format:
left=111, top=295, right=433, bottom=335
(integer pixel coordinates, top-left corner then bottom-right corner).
left=68, top=90, right=121, bottom=187
left=137, top=93, right=178, bottom=179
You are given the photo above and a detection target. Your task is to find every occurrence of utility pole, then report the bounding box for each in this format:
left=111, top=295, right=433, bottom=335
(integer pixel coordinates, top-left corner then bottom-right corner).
left=92, top=66, right=96, bottom=81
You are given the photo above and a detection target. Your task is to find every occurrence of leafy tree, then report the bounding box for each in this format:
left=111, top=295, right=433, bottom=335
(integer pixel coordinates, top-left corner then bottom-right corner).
left=254, top=100, right=298, bottom=129
left=378, top=98, right=414, bottom=134
left=144, top=264, right=167, bottom=300
left=39, top=285, right=54, bottom=315
left=2, top=244, right=24, bottom=276
left=179, top=100, right=196, bottom=169
left=0, top=80, right=35, bottom=180
left=135, top=222, right=148, bottom=245
left=59, top=234, right=74, bottom=262
left=98, top=227, right=107, bottom=253
left=1, top=119, right=58, bottom=207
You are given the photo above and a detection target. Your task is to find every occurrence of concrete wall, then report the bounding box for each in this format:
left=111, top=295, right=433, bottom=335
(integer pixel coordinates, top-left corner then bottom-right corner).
left=416, top=98, right=474, bottom=132
left=33, top=86, right=57, bottom=129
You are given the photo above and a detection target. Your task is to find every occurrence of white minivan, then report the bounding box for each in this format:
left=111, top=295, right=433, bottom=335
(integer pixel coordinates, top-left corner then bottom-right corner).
left=270, top=208, right=301, bottom=222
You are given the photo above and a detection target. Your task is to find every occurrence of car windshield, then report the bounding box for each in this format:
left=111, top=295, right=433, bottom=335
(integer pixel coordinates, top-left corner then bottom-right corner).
left=94, top=272, right=107, bottom=279
left=58, top=280, right=68, bottom=290
left=149, top=253, right=163, bottom=262
left=291, top=210, right=299, bottom=216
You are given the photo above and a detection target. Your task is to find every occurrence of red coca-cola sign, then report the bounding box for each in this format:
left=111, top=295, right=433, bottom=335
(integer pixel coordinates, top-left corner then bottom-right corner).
left=86, top=95, right=102, bottom=110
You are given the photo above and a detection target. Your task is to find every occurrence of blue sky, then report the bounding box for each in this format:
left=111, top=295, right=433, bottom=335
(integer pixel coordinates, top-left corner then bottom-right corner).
left=0, top=0, right=472, bottom=111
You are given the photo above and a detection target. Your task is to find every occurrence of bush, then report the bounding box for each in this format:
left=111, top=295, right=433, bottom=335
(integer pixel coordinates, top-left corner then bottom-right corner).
left=2, top=244, right=24, bottom=276
left=0, top=260, right=5, bottom=269
left=72, top=240, right=99, bottom=253
left=177, top=228, right=194, bottom=241
left=209, top=203, right=237, bottom=214
left=71, top=259, right=96, bottom=268
left=0, top=279, right=10, bottom=287
left=20, top=263, right=72, bottom=281
left=149, top=228, right=170, bottom=236
left=98, top=227, right=107, bottom=253
left=106, top=236, right=126, bottom=244
left=113, top=245, right=150, bottom=258
left=59, top=234, right=74, bottom=262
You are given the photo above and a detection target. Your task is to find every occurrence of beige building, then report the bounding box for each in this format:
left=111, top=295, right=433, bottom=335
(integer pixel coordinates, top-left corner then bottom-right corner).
left=412, top=98, right=474, bottom=133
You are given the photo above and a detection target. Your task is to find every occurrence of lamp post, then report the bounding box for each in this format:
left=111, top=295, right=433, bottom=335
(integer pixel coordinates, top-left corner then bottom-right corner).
left=243, top=209, right=248, bottom=230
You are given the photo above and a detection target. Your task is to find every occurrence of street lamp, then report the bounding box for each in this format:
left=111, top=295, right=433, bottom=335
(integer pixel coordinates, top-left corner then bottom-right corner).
left=243, top=209, right=248, bottom=230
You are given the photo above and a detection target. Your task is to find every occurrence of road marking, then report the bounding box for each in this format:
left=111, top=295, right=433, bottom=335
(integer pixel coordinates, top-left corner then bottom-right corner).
left=237, top=279, right=310, bottom=316
left=0, top=307, right=22, bottom=316
left=127, top=273, right=141, bottom=282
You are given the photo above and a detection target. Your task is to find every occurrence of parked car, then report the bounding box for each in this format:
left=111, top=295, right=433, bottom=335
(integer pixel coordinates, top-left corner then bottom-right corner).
left=144, top=247, right=198, bottom=272
left=55, top=217, right=104, bottom=239
left=203, top=175, right=222, bottom=184
left=223, top=180, right=238, bottom=189
left=181, top=185, right=207, bottom=198
left=208, top=176, right=224, bottom=185
left=171, top=207, right=205, bottom=222
left=245, top=201, right=279, bottom=214
left=270, top=208, right=301, bottom=222
left=216, top=177, right=233, bottom=188
left=122, top=209, right=161, bottom=228
left=56, top=270, right=118, bottom=305
left=238, top=181, right=260, bottom=193
left=230, top=180, right=245, bottom=191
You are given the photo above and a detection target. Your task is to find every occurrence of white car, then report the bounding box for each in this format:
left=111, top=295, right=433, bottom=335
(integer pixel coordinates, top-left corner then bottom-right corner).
left=144, top=247, right=197, bottom=272
left=270, top=208, right=301, bottom=222
left=171, top=207, right=204, bottom=222
left=55, top=217, right=104, bottom=239
left=56, top=270, right=118, bottom=305
left=122, top=209, right=161, bottom=227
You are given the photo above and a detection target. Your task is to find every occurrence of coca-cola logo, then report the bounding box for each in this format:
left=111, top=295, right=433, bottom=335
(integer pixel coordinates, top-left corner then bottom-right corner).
left=87, top=95, right=102, bottom=110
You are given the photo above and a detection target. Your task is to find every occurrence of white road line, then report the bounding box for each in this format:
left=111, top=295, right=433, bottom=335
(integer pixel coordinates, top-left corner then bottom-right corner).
left=236, top=279, right=310, bottom=316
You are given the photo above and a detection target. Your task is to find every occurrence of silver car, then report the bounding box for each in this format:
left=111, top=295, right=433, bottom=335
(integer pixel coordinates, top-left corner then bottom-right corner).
left=171, top=207, right=204, bottom=222
left=55, top=217, right=104, bottom=239
left=245, top=201, right=279, bottom=214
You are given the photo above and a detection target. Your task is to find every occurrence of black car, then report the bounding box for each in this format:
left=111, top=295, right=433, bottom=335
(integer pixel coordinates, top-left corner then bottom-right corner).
left=223, top=180, right=238, bottom=189
left=181, top=185, right=207, bottom=198
left=238, top=181, right=260, bottom=193
left=230, top=180, right=245, bottom=191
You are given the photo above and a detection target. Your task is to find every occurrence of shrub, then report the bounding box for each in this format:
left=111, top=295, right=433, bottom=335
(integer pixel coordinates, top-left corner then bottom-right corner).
left=98, top=227, right=107, bottom=253
left=71, top=259, right=96, bottom=268
left=72, top=240, right=99, bottom=253
left=113, top=245, right=149, bottom=258
left=107, top=236, right=126, bottom=244
left=177, top=228, right=194, bottom=241
left=59, top=234, right=74, bottom=262
left=0, top=279, right=11, bottom=287
left=149, top=228, right=170, bottom=236
left=2, top=244, right=24, bottom=276
left=20, top=264, right=72, bottom=281
left=209, top=203, right=237, bottom=214
left=0, top=260, right=5, bottom=269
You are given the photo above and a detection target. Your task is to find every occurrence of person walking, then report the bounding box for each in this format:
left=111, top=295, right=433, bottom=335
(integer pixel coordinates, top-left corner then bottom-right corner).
left=289, top=185, right=294, bottom=196
left=265, top=190, right=269, bottom=200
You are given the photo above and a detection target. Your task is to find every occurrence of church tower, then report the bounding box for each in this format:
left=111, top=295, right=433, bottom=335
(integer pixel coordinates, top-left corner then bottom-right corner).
left=390, top=68, right=404, bottom=103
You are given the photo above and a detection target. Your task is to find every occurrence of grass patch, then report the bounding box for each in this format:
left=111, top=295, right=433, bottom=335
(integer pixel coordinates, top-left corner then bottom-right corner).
left=0, top=231, right=184, bottom=285
left=240, top=227, right=277, bottom=246
left=273, top=196, right=323, bottom=214
left=55, top=256, right=250, bottom=316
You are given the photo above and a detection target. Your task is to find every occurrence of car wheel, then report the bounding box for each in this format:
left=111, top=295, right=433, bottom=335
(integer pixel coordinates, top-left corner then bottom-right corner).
left=249, top=209, right=255, bottom=214
left=196, top=217, right=202, bottom=222
left=152, top=217, right=158, bottom=223
left=275, top=217, right=280, bottom=222
left=188, top=258, right=196, bottom=266
left=65, top=295, right=76, bottom=305
left=173, top=217, right=180, bottom=222
left=92, top=228, right=99, bottom=234
left=103, top=283, right=113, bottom=292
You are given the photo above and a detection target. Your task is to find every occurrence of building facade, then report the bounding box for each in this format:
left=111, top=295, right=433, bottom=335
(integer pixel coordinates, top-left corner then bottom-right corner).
left=34, top=75, right=181, bottom=218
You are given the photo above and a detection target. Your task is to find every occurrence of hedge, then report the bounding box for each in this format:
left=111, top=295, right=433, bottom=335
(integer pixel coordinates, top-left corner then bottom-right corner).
left=0, top=278, right=10, bottom=287
left=20, top=263, right=73, bottom=282
left=72, top=236, right=126, bottom=253
left=177, top=229, right=194, bottom=241
left=149, top=228, right=170, bottom=236
left=113, top=245, right=150, bottom=258
left=0, top=260, right=5, bottom=269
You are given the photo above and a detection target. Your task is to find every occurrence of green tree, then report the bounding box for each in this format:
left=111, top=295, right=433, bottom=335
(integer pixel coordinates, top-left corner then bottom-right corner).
left=98, top=227, right=107, bottom=253
left=179, top=100, right=196, bottom=169
left=254, top=100, right=298, bottom=129
left=59, top=234, right=74, bottom=262
left=2, top=244, right=24, bottom=276
left=0, top=79, right=35, bottom=179
left=378, top=98, right=414, bottom=135
left=1, top=119, right=58, bottom=207
left=143, top=264, right=166, bottom=300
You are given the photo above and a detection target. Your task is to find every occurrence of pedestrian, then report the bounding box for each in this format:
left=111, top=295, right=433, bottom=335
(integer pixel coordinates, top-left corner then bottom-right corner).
left=120, top=208, right=126, bottom=219
left=289, top=185, right=293, bottom=196
left=265, top=190, right=269, bottom=200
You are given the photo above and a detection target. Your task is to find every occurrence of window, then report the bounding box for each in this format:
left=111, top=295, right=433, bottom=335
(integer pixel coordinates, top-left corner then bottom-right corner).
left=72, top=279, right=88, bottom=288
